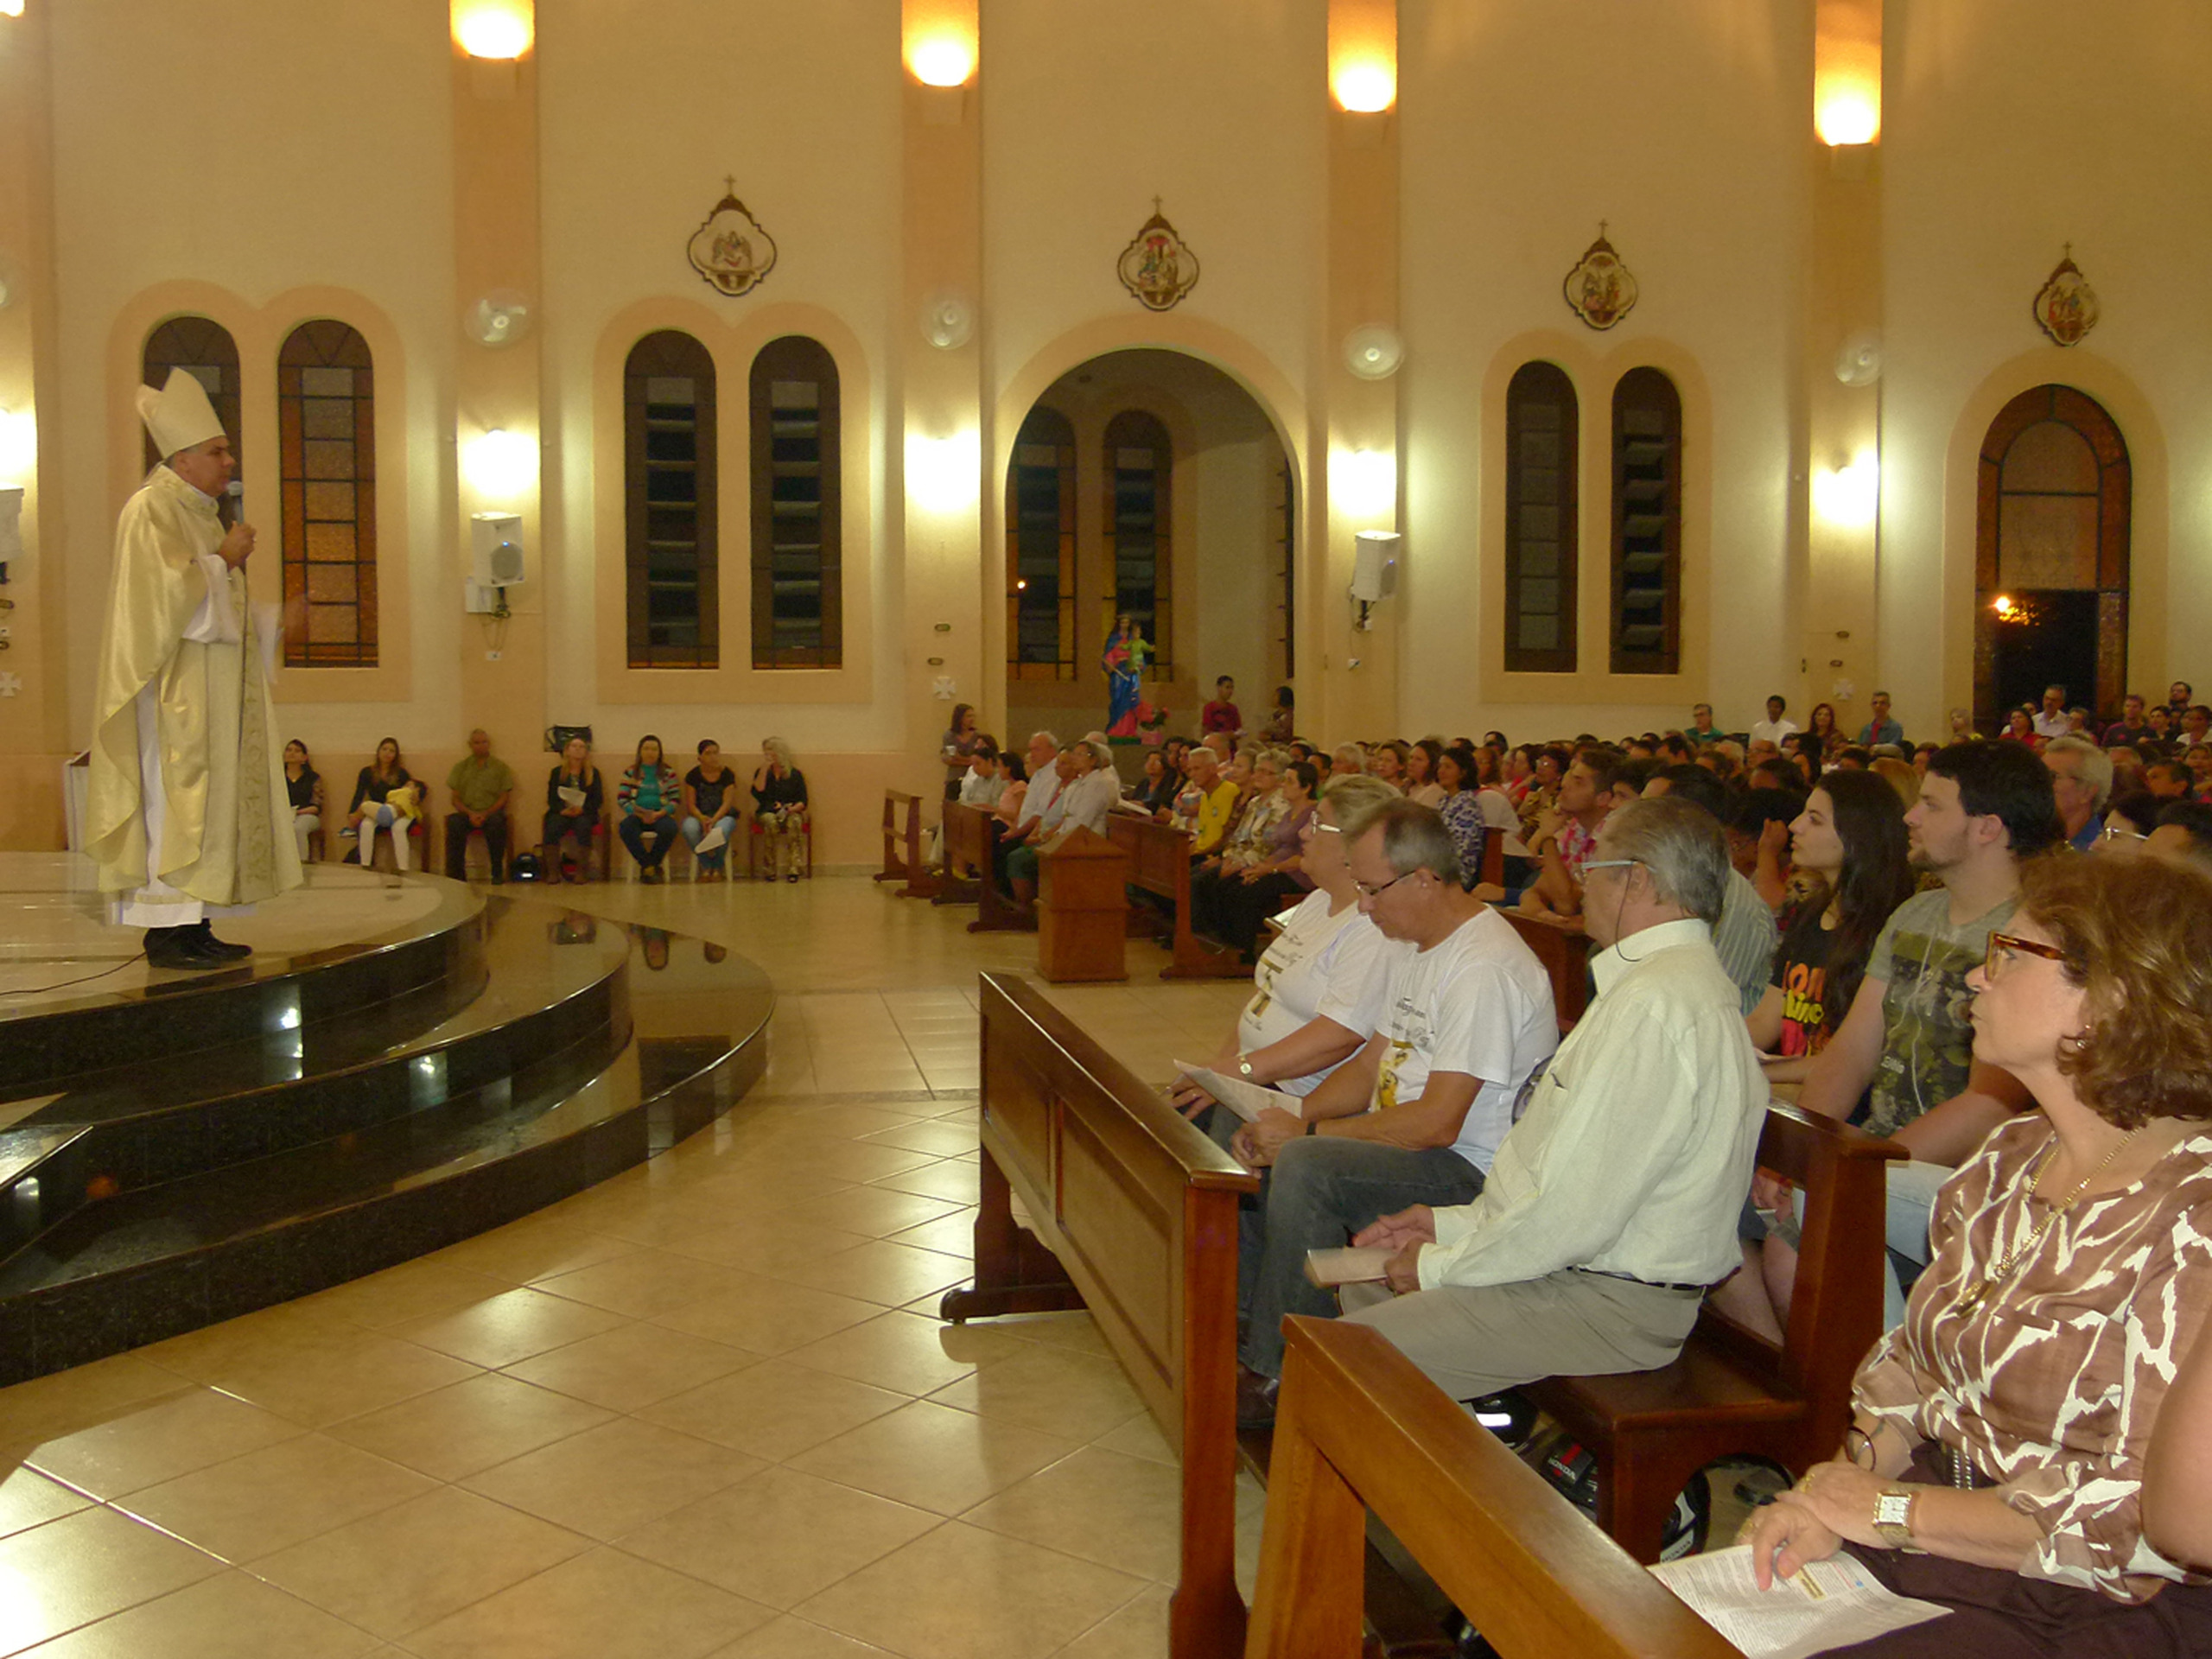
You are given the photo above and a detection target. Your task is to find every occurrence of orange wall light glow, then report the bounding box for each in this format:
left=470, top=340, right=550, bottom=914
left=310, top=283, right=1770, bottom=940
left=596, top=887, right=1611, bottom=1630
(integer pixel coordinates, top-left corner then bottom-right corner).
left=1328, top=0, right=1397, bottom=112
left=903, top=0, right=978, bottom=86
left=1814, top=0, right=1881, bottom=144
left=453, top=1, right=533, bottom=60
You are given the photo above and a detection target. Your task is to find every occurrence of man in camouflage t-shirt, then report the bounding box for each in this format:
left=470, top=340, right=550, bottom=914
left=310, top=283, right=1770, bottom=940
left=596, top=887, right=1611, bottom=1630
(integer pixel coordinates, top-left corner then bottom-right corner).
left=1789, top=741, right=2056, bottom=1322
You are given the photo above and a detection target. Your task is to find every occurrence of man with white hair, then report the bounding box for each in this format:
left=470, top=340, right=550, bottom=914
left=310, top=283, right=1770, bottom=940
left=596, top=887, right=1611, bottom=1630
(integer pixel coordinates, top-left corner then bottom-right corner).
left=86, top=370, right=300, bottom=969
left=1006, top=738, right=1118, bottom=910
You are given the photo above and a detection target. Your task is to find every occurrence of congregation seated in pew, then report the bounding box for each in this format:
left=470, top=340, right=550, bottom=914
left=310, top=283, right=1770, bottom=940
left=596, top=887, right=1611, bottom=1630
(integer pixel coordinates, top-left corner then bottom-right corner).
left=1002, top=737, right=1117, bottom=913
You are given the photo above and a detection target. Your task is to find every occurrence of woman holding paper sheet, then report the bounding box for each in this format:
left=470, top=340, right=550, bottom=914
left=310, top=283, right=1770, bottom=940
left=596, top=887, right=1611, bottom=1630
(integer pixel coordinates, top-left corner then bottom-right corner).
left=1743, top=854, right=2212, bottom=1656
left=542, top=736, right=603, bottom=882
left=1171, top=773, right=1401, bottom=1108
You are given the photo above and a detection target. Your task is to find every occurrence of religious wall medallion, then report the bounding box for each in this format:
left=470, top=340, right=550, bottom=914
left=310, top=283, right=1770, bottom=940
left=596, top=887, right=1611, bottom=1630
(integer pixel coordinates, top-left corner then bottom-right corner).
left=1117, top=201, right=1200, bottom=312
left=2032, top=246, right=2099, bottom=346
left=1562, top=225, right=1638, bottom=331
left=687, top=180, right=779, bottom=299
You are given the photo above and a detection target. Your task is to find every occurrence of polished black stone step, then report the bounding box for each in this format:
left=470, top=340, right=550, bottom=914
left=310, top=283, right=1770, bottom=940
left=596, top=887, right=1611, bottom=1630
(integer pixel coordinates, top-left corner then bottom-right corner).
left=0, top=879, right=488, bottom=1095
left=0, top=897, right=773, bottom=1384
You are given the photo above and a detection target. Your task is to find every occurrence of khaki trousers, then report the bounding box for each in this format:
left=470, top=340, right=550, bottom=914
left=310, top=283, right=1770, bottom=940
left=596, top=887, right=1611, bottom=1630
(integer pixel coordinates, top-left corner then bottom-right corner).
left=1339, top=1267, right=1702, bottom=1402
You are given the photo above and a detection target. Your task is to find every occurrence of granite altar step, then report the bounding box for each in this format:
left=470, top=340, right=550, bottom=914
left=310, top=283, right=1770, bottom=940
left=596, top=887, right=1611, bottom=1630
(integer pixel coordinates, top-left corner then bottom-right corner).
left=0, top=888, right=774, bottom=1384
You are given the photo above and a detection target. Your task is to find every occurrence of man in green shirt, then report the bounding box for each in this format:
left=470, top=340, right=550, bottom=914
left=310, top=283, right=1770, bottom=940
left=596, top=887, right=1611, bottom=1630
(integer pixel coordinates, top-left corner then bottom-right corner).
left=445, top=728, right=517, bottom=882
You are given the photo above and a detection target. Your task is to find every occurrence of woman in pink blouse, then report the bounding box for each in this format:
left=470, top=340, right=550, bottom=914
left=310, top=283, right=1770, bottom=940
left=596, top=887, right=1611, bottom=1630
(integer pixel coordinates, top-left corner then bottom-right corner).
left=1747, top=853, right=2212, bottom=1655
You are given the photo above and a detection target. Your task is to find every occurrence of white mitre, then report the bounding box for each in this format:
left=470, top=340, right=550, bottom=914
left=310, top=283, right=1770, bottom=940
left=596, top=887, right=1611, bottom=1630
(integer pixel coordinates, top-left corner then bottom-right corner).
left=135, top=368, right=225, bottom=461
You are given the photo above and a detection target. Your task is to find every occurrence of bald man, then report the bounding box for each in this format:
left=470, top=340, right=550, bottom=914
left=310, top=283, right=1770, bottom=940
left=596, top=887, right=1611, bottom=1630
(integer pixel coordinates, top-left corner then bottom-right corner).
left=446, top=728, right=518, bottom=881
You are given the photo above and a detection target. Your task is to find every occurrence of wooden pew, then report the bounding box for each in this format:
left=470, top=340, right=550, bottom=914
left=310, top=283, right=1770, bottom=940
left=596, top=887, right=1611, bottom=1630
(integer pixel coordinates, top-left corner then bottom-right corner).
left=1522, top=1103, right=1905, bottom=1563
left=1247, top=1318, right=1738, bottom=1659
left=943, top=973, right=1261, bottom=1659
left=935, top=801, right=1024, bottom=931
left=1108, top=812, right=1248, bottom=979
left=874, top=788, right=937, bottom=899
left=1500, top=909, right=1592, bottom=1028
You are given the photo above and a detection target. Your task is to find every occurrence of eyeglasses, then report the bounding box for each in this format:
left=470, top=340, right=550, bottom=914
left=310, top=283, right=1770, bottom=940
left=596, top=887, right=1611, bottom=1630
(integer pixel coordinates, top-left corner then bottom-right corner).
left=1580, top=858, right=1642, bottom=878
left=1983, top=931, right=2070, bottom=979
left=1352, top=868, right=1421, bottom=899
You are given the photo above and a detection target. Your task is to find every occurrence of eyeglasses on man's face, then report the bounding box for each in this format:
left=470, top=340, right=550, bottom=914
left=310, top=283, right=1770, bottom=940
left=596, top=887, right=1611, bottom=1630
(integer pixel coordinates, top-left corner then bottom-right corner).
left=1352, top=868, right=1420, bottom=900
left=1580, top=858, right=1641, bottom=880
left=1983, top=931, right=2069, bottom=980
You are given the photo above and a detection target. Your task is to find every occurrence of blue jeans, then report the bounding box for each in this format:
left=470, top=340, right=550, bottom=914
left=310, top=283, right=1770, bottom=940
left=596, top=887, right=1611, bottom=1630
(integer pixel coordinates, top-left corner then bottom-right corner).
left=681, top=813, right=738, bottom=868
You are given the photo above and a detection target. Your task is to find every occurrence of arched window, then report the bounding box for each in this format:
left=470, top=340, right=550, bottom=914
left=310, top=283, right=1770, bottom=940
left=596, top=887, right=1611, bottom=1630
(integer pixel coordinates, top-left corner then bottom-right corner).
left=1974, top=385, right=2129, bottom=726
left=278, top=321, right=376, bottom=668
left=1104, top=410, right=1173, bottom=680
left=624, top=331, right=718, bottom=668
left=1503, top=361, right=1578, bottom=673
left=749, top=336, right=841, bottom=668
left=141, top=317, right=241, bottom=482
left=1007, top=406, right=1077, bottom=679
left=1610, top=367, right=1681, bottom=675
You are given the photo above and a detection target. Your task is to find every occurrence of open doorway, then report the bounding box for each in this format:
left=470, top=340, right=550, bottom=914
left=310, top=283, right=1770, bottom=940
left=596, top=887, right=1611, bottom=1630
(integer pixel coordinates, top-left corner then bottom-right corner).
left=1002, top=350, right=1294, bottom=764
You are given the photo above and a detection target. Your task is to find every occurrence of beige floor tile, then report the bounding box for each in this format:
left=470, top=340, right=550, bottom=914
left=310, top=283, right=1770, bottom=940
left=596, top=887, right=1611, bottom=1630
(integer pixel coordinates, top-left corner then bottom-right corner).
left=769, top=1240, right=974, bottom=1308
left=0, top=1467, right=92, bottom=1539
left=1051, top=1580, right=1173, bottom=1659
left=26, top=1386, right=307, bottom=1500
left=532, top=1248, right=750, bottom=1318
left=136, top=1317, right=481, bottom=1428
left=1090, top=1413, right=1176, bottom=1467
left=499, top=1321, right=761, bottom=1413
left=620, top=1465, right=940, bottom=1611
left=0, top=1505, right=222, bottom=1654
left=636, top=1357, right=906, bottom=1460
left=804, top=1185, right=965, bottom=1240
left=0, top=1354, right=189, bottom=1456
left=785, top=1399, right=1078, bottom=1516
left=651, top=1274, right=882, bottom=1356
left=877, top=1210, right=977, bottom=1259
left=963, top=1446, right=1185, bottom=1581
left=1000, top=1310, right=1116, bottom=1360
left=857, top=1120, right=977, bottom=1158
left=16, top=1568, right=381, bottom=1659
left=866, top=1162, right=981, bottom=1205
left=779, top=1311, right=1026, bottom=1397
left=927, top=1344, right=1147, bottom=1442
left=403, top=1545, right=774, bottom=1659
left=252, top=1486, right=589, bottom=1642
left=421, top=1218, right=640, bottom=1287
left=385, top=1286, right=632, bottom=1368
left=705, top=1614, right=899, bottom=1657
left=737, top=1141, right=943, bottom=1188
left=325, top=1373, right=611, bottom=1482
left=646, top=1215, right=879, bottom=1277
left=289, top=1261, right=508, bottom=1330
left=794, top=1521, right=1145, bottom=1659
left=115, top=1432, right=435, bottom=1564
left=778, top=1103, right=934, bottom=1140
left=461, top=1416, right=761, bottom=1540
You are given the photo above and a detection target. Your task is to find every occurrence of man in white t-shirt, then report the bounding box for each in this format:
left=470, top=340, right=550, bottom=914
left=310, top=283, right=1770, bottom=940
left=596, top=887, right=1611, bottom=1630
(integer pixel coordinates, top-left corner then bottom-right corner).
left=1231, top=800, right=1557, bottom=1421
left=1748, top=695, right=1799, bottom=751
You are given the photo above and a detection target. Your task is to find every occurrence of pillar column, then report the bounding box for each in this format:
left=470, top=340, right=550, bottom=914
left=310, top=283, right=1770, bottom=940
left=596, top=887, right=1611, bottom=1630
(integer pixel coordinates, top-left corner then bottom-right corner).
left=899, top=1, right=987, bottom=760
left=450, top=1, right=546, bottom=767
left=0, top=1, right=67, bottom=846
left=1319, top=0, right=1400, bottom=745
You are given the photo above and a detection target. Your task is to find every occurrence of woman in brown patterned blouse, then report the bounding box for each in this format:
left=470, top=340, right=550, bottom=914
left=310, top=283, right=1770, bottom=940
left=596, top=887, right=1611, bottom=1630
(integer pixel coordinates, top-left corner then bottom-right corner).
left=1747, top=852, right=2212, bottom=1656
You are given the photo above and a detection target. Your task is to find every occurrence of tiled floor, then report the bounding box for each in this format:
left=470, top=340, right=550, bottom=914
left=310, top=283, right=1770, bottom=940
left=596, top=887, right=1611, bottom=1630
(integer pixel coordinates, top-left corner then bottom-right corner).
left=0, top=874, right=1255, bottom=1657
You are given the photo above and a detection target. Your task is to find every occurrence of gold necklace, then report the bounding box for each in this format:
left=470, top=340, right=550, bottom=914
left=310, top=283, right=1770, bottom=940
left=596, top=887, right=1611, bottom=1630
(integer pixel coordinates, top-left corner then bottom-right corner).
left=1954, top=1128, right=2142, bottom=1314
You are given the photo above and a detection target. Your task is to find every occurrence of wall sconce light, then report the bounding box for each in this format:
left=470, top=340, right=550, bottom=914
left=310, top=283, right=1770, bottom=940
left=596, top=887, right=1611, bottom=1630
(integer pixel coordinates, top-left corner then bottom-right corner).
left=910, top=36, right=974, bottom=88
left=1343, top=324, right=1403, bottom=380
left=1812, top=453, right=1879, bottom=528
left=906, top=431, right=980, bottom=514
left=1332, top=62, right=1395, bottom=114
left=454, top=1, right=531, bottom=98
left=0, top=409, right=35, bottom=487
left=906, top=22, right=976, bottom=124
left=463, top=428, right=537, bottom=502
left=1815, top=90, right=1878, bottom=147
left=919, top=290, right=975, bottom=351
left=1331, top=445, right=1396, bottom=521
left=0, top=2, right=24, bottom=20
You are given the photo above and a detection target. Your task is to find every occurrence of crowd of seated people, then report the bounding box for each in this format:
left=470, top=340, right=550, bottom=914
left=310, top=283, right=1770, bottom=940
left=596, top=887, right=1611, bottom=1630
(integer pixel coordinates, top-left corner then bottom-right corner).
left=1125, top=687, right=2212, bottom=1654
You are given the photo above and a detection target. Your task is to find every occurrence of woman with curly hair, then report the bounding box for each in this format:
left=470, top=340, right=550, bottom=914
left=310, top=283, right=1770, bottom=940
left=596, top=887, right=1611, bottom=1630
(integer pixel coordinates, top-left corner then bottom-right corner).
left=1745, top=853, right=2212, bottom=1655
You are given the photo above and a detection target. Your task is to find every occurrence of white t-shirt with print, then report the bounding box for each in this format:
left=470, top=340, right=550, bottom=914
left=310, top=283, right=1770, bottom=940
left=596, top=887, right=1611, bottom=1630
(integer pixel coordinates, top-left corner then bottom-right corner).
left=1370, top=907, right=1558, bottom=1173
left=1236, top=891, right=1397, bottom=1096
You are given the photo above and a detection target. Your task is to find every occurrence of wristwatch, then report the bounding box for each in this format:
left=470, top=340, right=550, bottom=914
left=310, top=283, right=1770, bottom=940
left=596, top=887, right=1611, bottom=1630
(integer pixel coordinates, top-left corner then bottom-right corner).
left=1872, top=1486, right=1916, bottom=1550
left=1236, top=1054, right=1256, bottom=1080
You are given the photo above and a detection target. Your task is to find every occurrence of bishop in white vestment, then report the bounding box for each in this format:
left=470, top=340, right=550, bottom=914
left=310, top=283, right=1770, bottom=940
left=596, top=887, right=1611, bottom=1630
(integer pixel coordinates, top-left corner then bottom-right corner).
left=85, top=370, right=302, bottom=969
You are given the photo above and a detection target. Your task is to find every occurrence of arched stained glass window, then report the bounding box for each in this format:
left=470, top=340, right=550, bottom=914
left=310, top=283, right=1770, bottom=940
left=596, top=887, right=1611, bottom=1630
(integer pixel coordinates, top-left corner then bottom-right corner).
left=1503, top=361, right=1578, bottom=673
left=749, top=336, right=842, bottom=669
left=1007, top=406, right=1077, bottom=679
left=1104, top=410, right=1172, bottom=681
left=1610, top=367, right=1681, bottom=675
left=278, top=320, right=377, bottom=667
left=625, top=330, right=719, bottom=668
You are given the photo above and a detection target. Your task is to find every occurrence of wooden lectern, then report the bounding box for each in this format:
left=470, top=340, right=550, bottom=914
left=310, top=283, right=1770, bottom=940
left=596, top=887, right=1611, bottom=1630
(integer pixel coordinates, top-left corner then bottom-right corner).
left=1036, top=826, right=1129, bottom=982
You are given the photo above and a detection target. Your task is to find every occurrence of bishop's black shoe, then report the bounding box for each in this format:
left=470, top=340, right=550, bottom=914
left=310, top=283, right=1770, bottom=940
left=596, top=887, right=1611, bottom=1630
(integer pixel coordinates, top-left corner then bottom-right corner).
left=144, top=927, right=224, bottom=971
left=186, top=921, right=253, bottom=961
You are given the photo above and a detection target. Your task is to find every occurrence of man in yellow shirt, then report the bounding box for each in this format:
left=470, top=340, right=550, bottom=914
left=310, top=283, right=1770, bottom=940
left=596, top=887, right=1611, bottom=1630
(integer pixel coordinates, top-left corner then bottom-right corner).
left=1183, top=747, right=1242, bottom=858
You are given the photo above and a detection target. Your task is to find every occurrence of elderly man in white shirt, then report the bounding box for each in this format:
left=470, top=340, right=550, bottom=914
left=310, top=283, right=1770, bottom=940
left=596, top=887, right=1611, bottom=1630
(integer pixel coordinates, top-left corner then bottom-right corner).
left=1341, top=796, right=1767, bottom=1402
left=1005, top=738, right=1119, bottom=908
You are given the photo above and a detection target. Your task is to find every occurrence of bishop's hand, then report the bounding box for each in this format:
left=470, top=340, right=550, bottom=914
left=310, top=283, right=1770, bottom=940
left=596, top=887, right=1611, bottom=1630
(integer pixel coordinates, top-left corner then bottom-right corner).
left=218, top=522, right=257, bottom=569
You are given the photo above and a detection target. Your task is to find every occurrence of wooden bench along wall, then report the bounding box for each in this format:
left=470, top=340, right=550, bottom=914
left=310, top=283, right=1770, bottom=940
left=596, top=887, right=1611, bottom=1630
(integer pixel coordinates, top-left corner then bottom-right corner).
left=874, top=789, right=937, bottom=898
left=1523, top=1103, right=1905, bottom=1563
left=935, top=801, right=1024, bottom=931
left=1107, top=813, right=1249, bottom=979
left=1247, top=1319, right=1738, bottom=1659
left=943, top=973, right=1262, bottom=1659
